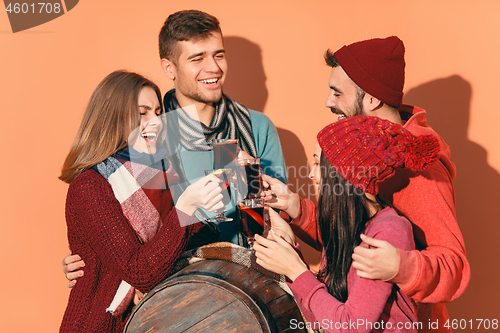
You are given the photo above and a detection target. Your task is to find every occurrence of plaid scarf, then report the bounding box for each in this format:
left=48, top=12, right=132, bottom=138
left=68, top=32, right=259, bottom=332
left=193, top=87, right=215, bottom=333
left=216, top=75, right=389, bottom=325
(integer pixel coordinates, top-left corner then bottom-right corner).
left=173, top=242, right=285, bottom=284
left=92, top=148, right=179, bottom=316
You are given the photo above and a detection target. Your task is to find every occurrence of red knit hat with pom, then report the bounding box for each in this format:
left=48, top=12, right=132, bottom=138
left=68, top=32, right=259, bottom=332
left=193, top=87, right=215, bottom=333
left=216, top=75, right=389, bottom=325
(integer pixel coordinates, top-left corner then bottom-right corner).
left=334, top=36, right=405, bottom=107
left=317, top=115, right=440, bottom=195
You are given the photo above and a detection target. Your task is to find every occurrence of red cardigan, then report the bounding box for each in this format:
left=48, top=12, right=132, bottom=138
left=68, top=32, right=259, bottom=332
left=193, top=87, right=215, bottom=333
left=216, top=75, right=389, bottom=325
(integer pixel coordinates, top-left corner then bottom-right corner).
left=60, top=170, right=202, bottom=332
left=291, top=105, right=470, bottom=333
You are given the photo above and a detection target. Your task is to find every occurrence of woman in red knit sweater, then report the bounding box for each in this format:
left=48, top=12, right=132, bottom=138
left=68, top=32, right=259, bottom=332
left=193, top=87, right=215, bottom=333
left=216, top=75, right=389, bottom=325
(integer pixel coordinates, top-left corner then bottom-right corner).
left=59, top=70, right=224, bottom=332
left=254, top=116, right=441, bottom=332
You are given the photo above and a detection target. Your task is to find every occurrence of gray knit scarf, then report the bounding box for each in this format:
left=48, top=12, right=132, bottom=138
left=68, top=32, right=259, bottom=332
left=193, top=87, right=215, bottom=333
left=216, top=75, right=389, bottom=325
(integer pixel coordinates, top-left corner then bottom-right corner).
left=163, top=88, right=257, bottom=158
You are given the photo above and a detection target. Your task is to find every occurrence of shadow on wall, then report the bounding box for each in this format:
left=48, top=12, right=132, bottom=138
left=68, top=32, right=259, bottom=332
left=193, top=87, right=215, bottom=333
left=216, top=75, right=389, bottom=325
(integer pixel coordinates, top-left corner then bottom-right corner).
left=404, top=75, right=500, bottom=325
left=224, top=36, right=321, bottom=268
left=223, top=36, right=268, bottom=112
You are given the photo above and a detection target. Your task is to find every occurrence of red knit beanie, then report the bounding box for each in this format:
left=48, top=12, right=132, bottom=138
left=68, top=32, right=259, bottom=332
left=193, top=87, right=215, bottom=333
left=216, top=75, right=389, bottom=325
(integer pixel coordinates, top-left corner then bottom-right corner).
left=317, top=115, right=440, bottom=195
left=334, top=36, right=405, bottom=107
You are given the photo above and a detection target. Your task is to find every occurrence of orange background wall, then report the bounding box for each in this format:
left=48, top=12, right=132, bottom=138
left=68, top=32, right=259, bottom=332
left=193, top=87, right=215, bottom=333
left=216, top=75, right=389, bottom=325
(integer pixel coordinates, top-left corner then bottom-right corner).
left=1, top=1, right=499, bottom=331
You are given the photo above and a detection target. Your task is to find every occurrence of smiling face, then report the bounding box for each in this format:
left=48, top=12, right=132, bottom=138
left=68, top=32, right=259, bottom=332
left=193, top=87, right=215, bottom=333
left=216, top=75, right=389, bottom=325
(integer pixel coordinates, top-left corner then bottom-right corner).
left=164, top=32, right=227, bottom=108
left=309, top=141, right=323, bottom=185
left=325, top=66, right=365, bottom=120
left=129, top=86, right=163, bottom=154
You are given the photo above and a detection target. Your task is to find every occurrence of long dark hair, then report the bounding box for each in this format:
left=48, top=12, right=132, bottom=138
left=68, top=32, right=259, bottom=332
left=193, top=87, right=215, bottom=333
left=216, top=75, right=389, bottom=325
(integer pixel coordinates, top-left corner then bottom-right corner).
left=317, top=153, right=386, bottom=302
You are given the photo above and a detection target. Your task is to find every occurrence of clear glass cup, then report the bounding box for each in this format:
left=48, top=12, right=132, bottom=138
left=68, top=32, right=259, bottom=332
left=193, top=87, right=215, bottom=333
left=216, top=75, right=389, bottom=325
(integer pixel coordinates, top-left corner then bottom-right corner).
left=238, top=198, right=269, bottom=249
left=211, top=139, right=239, bottom=170
left=237, top=158, right=263, bottom=200
left=204, top=168, right=233, bottom=222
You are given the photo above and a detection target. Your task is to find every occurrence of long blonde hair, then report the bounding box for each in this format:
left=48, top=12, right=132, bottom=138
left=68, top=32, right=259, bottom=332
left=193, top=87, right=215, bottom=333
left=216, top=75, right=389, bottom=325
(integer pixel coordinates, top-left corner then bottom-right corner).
left=59, top=70, right=163, bottom=183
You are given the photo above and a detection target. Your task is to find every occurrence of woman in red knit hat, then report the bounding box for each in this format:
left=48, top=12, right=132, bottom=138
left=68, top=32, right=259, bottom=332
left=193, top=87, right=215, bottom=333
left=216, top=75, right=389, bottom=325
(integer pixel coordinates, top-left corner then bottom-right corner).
left=254, top=115, right=441, bottom=332
left=58, top=70, right=224, bottom=332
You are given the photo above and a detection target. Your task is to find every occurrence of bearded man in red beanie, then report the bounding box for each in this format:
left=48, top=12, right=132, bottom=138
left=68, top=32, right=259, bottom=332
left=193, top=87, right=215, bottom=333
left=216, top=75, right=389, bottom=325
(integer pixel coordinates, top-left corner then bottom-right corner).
left=263, top=36, right=469, bottom=333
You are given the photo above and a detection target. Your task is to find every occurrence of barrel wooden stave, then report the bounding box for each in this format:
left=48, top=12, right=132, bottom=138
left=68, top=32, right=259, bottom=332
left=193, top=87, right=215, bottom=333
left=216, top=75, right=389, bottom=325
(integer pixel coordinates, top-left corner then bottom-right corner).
left=137, top=280, right=265, bottom=333
left=124, top=260, right=307, bottom=333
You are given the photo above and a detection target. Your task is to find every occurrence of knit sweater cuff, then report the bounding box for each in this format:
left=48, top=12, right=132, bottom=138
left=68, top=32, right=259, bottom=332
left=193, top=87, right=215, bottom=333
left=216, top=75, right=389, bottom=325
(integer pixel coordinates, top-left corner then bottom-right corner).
left=289, top=270, right=325, bottom=310
left=291, top=196, right=305, bottom=224
left=290, top=197, right=323, bottom=251
left=388, top=249, right=419, bottom=294
left=175, top=208, right=199, bottom=228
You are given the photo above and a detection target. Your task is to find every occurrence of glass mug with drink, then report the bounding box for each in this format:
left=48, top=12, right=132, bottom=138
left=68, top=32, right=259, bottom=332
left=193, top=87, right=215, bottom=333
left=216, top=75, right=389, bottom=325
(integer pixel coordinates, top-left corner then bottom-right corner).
left=211, top=139, right=239, bottom=170
left=204, top=168, right=233, bottom=222
left=238, top=198, right=269, bottom=249
left=237, top=158, right=263, bottom=200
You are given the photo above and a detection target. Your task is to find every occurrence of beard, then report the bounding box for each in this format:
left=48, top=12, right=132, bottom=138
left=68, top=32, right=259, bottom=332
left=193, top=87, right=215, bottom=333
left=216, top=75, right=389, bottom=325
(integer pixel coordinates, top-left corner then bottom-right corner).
left=175, top=78, right=224, bottom=105
left=329, top=91, right=365, bottom=118
left=190, top=89, right=223, bottom=104
left=329, top=103, right=363, bottom=118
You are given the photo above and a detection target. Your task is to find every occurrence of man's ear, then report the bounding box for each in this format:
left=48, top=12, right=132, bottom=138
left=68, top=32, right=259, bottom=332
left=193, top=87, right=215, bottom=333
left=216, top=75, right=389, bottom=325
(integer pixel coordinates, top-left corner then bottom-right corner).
left=364, top=93, right=383, bottom=112
left=160, top=58, right=176, bottom=80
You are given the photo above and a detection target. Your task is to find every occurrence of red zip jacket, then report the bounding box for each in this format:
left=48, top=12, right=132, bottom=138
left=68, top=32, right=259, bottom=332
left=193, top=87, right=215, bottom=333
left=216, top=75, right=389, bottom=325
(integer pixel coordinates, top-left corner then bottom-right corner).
left=290, top=105, right=470, bottom=332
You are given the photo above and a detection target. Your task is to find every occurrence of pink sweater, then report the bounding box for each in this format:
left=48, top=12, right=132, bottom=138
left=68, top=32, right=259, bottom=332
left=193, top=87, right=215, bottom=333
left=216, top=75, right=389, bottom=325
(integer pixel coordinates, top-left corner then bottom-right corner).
left=291, top=105, right=470, bottom=332
left=290, top=208, right=417, bottom=333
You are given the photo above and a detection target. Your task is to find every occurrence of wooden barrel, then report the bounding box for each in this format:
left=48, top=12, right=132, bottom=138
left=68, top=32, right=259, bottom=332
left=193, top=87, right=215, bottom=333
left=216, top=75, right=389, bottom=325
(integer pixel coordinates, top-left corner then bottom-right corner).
left=124, top=259, right=307, bottom=333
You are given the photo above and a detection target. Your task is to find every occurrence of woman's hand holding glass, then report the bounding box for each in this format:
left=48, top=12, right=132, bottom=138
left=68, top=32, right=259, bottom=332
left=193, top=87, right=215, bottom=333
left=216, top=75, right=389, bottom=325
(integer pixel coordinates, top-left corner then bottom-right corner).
left=266, top=208, right=295, bottom=245
left=254, top=232, right=308, bottom=282
left=175, top=173, right=224, bottom=216
left=254, top=208, right=307, bottom=281
left=261, top=174, right=301, bottom=219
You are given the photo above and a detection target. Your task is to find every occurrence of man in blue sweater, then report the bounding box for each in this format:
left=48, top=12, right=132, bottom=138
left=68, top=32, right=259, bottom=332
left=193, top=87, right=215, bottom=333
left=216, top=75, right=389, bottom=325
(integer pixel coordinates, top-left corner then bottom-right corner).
left=62, top=10, right=287, bottom=285
left=158, top=10, right=286, bottom=243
